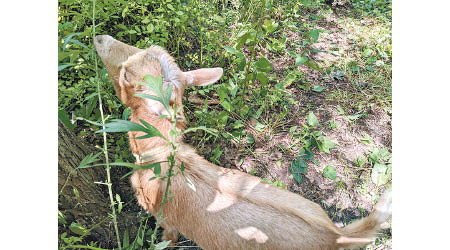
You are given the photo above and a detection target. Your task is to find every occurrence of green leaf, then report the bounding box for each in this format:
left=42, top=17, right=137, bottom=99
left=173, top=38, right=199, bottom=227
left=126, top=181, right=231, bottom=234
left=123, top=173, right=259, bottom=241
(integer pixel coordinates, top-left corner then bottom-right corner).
left=286, top=49, right=297, bottom=58
left=141, top=75, right=163, bottom=90
left=134, top=93, right=163, bottom=103
left=311, top=48, right=325, bottom=53
left=312, top=130, right=322, bottom=137
left=224, top=46, right=237, bottom=54
left=256, top=72, right=268, bottom=86
left=69, top=222, right=90, bottom=236
left=101, top=162, right=140, bottom=168
left=218, top=111, right=229, bottom=125
left=122, top=230, right=130, bottom=248
left=289, top=126, right=298, bottom=135
left=323, top=165, right=337, bottom=180
left=371, top=163, right=391, bottom=186
left=96, top=119, right=147, bottom=133
left=136, top=230, right=144, bottom=246
left=233, top=120, right=244, bottom=129
left=237, top=55, right=247, bottom=71
left=96, top=119, right=165, bottom=140
left=147, top=23, right=154, bottom=32
left=164, top=85, right=173, bottom=109
left=116, top=194, right=123, bottom=214
left=153, top=164, right=161, bottom=176
left=78, top=152, right=102, bottom=169
left=94, top=162, right=159, bottom=179
left=122, top=107, right=131, bottom=120
left=360, top=133, right=373, bottom=144
left=255, top=57, right=272, bottom=72
left=307, top=112, right=319, bottom=127
left=254, top=122, right=265, bottom=132
left=58, top=109, right=75, bottom=130
left=122, top=6, right=129, bottom=18
left=347, top=113, right=362, bottom=121
left=117, top=23, right=127, bottom=30
left=155, top=240, right=172, bottom=250
left=246, top=134, right=255, bottom=144
left=236, top=31, right=252, bottom=49
left=305, top=60, right=321, bottom=71
left=69, top=39, right=89, bottom=50
left=58, top=64, right=74, bottom=72
left=123, top=163, right=161, bottom=179
left=312, top=85, right=326, bottom=92
left=316, top=136, right=335, bottom=154
left=180, top=162, right=185, bottom=172
left=137, top=119, right=165, bottom=139
left=362, top=48, right=373, bottom=57
left=295, top=55, right=308, bottom=66
left=308, top=29, right=320, bottom=43
left=298, top=147, right=314, bottom=160
left=220, top=100, right=232, bottom=112
left=290, top=157, right=308, bottom=184
left=262, top=19, right=279, bottom=33
left=240, top=105, right=249, bottom=117
left=62, top=32, right=81, bottom=49
left=58, top=210, right=67, bottom=225
left=337, top=105, right=345, bottom=115
left=354, top=155, right=367, bottom=167
left=312, top=158, right=320, bottom=166
left=73, top=187, right=79, bottom=198
left=218, top=86, right=230, bottom=102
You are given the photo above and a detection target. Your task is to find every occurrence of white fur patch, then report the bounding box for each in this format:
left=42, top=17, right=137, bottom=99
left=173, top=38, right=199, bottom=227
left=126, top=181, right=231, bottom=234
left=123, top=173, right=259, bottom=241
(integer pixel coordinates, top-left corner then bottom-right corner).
left=185, top=72, right=195, bottom=85
left=146, top=98, right=163, bottom=115
left=207, top=191, right=237, bottom=212
left=234, top=226, right=268, bottom=243
left=148, top=51, right=182, bottom=89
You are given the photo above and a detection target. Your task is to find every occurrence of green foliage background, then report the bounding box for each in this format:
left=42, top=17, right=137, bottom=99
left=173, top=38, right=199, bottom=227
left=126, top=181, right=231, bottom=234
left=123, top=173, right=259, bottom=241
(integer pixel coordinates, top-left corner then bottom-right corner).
left=58, top=0, right=392, bottom=248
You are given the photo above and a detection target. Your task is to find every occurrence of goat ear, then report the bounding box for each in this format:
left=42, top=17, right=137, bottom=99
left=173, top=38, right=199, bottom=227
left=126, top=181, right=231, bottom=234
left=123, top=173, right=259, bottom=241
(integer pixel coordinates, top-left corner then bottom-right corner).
left=118, top=67, right=133, bottom=105
left=183, top=68, right=223, bottom=87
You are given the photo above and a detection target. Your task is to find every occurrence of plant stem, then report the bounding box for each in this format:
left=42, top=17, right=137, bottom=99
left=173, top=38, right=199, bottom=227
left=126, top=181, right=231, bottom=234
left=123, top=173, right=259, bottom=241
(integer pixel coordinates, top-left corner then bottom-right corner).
left=150, top=110, right=179, bottom=248
left=200, top=38, right=203, bottom=66
left=242, top=44, right=256, bottom=95
left=92, top=0, right=122, bottom=249
left=150, top=153, right=175, bottom=248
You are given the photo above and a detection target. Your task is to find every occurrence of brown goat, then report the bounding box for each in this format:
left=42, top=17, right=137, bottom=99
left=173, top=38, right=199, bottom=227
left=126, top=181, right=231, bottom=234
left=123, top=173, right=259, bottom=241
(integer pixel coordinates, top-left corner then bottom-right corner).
left=94, top=35, right=392, bottom=250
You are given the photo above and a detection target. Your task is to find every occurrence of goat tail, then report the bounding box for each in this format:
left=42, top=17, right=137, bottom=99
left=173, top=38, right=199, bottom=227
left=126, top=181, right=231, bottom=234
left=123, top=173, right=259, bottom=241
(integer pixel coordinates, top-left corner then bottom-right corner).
left=336, top=190, right=392, bottom=249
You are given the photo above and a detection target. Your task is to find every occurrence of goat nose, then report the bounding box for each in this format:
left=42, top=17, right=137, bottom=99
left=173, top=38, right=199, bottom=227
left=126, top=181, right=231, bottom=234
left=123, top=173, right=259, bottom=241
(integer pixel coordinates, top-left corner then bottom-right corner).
left=96, top=36, right=103, bottom=44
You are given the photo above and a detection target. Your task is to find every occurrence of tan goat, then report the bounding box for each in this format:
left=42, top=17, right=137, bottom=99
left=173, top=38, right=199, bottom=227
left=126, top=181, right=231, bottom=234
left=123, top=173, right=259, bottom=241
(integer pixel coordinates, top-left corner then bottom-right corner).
left=94, top=35, right=392, bottom=250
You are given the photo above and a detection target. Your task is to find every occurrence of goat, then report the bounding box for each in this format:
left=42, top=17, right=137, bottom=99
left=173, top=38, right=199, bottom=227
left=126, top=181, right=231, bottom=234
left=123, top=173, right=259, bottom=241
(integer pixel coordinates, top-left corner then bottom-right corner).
left=94, top=35, right=392, bottom=250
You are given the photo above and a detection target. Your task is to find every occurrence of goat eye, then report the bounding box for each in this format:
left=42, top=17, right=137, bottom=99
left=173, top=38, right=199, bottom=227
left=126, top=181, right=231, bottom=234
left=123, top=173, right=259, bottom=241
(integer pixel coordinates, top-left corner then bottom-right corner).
left=124, top=71, right=129, bottom=82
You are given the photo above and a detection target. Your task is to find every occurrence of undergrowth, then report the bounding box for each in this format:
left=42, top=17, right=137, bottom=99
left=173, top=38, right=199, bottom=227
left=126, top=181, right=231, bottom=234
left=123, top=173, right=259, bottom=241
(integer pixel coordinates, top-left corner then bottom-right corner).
left=58, top=0, right=392, bottom=249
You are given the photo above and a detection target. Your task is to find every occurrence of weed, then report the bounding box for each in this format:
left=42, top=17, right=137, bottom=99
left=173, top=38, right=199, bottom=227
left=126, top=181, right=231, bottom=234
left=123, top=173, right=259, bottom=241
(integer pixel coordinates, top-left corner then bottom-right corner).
left=262, top=177, right=287, bottom=189
left=323, top=165, right=337, bottom=180
left=368, top=147, right=392, bottom=186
